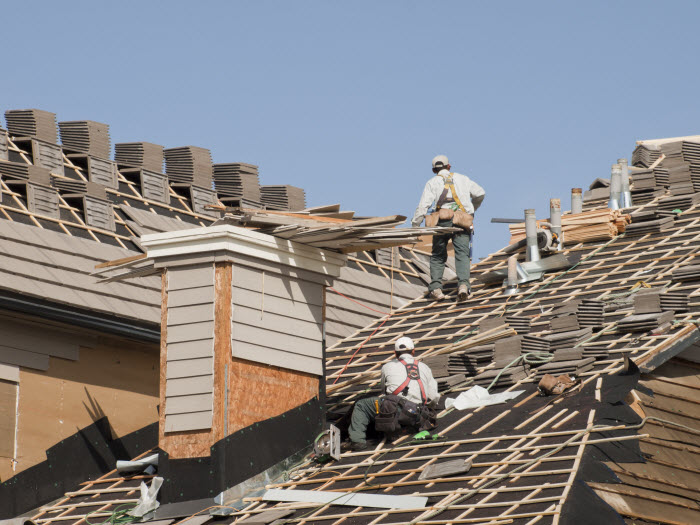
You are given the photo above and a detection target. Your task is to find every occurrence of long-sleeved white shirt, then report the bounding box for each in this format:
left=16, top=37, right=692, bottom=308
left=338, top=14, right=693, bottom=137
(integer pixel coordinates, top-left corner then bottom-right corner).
left=411, top=169, right=485, bottom=227
left=380, top=354, right=439, bottom=404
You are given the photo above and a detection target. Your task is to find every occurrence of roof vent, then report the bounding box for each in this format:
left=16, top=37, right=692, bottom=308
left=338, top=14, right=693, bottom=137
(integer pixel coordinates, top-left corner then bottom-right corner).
left=525, top=209, right=540, bottom=262
left=608, top=164, right=622, bottom=210
left=618, top=158, right=632, bottom=207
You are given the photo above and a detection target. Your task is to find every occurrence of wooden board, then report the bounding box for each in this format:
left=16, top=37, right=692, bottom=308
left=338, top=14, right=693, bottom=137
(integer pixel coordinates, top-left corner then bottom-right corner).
left=227, top=357, right=318, bottom=434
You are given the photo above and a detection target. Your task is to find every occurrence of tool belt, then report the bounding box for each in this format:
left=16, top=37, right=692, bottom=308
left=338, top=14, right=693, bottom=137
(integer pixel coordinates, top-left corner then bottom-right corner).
left=374, top=395, right=437, bottom=433
left=538, top=373, right=578, bottom=396
left=425, top=173, right=473, bottom=230
left=425, top=209, right=473, bottom=229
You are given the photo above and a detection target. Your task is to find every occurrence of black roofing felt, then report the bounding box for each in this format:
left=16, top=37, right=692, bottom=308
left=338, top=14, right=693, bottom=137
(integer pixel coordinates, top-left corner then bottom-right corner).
left=0, top=419, right=157, bottom=519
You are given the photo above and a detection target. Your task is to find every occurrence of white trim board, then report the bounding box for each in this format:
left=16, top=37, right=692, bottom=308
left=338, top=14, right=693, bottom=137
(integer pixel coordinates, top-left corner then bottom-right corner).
left=262, top=488, right=428, bottom=510
left=142, top=224, right=347, bottom=277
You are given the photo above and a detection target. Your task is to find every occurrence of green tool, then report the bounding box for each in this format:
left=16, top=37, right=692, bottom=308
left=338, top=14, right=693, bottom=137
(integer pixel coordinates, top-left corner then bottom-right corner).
left=413, top=430, right=442, bottom=441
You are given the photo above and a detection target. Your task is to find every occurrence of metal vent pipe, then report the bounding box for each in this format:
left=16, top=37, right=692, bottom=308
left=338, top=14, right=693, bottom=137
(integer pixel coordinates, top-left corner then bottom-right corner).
left=571, top=188, right=583, bottom=214
left=608, top=164, right=622, bottom=210
left=525, top=208, right=540, bottom=262
left=550, top=198, right=562, bottom=250
left=618, top=157, right=632, bottom=208
left=504, top=254, right=519, bottom=295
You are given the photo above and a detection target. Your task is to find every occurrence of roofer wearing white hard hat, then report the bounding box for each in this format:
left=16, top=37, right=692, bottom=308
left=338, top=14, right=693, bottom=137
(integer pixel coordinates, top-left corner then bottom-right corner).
left=412, top=155, right=485, bottom=301
left=346, top=336, right=439, bottom=450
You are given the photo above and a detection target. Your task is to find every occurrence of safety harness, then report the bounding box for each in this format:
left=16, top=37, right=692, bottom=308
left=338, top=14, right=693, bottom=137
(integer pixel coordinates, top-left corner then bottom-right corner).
left=435, top=172, right=466, bottom=212
left=392, top=359, right=427, bottom=403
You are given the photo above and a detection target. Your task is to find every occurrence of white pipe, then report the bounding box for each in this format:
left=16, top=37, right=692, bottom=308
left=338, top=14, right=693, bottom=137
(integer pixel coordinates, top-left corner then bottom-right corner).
left=524, top=209, right=540, bottom=262
left=571, top=188, right=582, bottom=214
left=608, top=164, right=621, bottom=210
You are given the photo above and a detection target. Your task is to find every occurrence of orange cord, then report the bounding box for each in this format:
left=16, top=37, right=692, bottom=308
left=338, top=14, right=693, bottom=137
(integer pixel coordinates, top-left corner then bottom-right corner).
left=328, top=287, right=391, bottom=316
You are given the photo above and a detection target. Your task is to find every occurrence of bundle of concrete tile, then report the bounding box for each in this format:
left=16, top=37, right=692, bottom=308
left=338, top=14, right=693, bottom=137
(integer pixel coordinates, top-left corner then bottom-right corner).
left=531, top=356, right=595, bottom=379
left=447, top=344, right=494, bottom=375
left=5, top=109, right=58, bottom=143
left=164, top=146, right=213, bottom=188
left=657, top=193, right=700, bottom=213
left=0, top=160, right=52, bottom=181
left=522, top=328, right=592, bottom=353
left=632, top=143, right=662, bottom=168
left=58, top=120, right=111, bottom=158
left=551, top=299, right=605, bottom=328
left=114, top=142, right=164, bottom=173
left=213, top=163, right=261, bottom=202
left=624, top=216, right=675, bottom=236
left=617, top=291, right=680, bottom=333
left=260, top=185, right=306, bottom=211
left=672, top=264, right=700, bottom=282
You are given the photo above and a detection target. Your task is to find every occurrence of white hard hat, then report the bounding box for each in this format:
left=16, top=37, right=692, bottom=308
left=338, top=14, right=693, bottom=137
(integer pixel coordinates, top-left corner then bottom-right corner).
left=395, top=336, right=415, bottom=353
left=432, top=155, right=449, bottom=169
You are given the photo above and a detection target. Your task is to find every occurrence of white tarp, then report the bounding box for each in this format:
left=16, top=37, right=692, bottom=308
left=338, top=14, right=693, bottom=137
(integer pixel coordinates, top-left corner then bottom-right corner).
left=445, top=385, right=524, bottom=411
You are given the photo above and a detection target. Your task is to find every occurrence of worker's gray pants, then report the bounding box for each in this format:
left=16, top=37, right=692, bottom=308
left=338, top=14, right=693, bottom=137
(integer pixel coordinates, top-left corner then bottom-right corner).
left=429, top=219, right=471, bottom=292
left=348, top=396, right=380, bottom=445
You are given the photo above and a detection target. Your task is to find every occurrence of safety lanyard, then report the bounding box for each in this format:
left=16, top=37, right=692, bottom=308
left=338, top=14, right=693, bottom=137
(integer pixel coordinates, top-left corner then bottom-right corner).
left=438, top=173, right=466, bottom=211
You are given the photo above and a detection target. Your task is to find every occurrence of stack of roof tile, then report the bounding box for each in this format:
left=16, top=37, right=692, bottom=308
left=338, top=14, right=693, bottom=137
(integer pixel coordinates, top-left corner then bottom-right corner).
left=657, top=193, right=700, bottom=213
left=4, top=109, right=58, bottom=143
left=163, top=146, right=213, bottom=188
left=447, top=344, right=494, bottom=375
left=58, top=120, right=111, bottom=158
left=114, top=142, right=164, bottom=172
left=672, top=264, right=700, bottom=282
left=635, top=290, right=689, bottom=313
left=632, top=143, right=661, bottom=167
left=531, top=357, right=595, bottom=379
left=213, top=163, right=261, bottom=202
left=0, top=128, right=7, bottom=161
left=0, top=161, right=52, bottom=181
left=260, top=185, right=306, bottom=211
left=618, top=311, right=674, bottom=332
left=624, top=216, right=675, bottom=236
left=473, top=364, right=528, bottom=387
left=551, top=299, right=605, bottom=328
left=505, top=315, right=531, bottom=334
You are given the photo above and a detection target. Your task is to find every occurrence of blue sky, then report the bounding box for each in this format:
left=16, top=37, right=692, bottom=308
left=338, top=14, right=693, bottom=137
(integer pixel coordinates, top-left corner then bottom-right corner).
left=2, top=1, right=700, bottom=258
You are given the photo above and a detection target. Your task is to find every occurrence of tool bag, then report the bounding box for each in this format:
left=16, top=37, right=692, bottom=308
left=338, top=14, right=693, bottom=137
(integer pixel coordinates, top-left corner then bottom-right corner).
left=538, top=373, right=577, bottom=395
left=375, top=394, right=422, bottom=433
left=425, top=173, right=473, bottom=230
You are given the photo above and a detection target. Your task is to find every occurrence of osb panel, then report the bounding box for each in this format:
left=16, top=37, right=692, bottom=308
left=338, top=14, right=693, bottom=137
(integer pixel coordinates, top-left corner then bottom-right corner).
left=227, top=357, right=318, bottom=433
left=0, top=379, right=17, bottom=460
left=8, top=340, right=158, bottom=481
left=160, top=264, right=231, bottom=459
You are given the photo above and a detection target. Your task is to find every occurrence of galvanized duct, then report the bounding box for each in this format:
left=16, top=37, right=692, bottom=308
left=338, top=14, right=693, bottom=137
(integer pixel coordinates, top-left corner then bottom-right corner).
left=608, top=164, right=622, bottom=210
left=525, top=209, right=540, bottom=262
left=618, top=157, right=632, bottom=208
left=550, top=198, right=562, bottom=250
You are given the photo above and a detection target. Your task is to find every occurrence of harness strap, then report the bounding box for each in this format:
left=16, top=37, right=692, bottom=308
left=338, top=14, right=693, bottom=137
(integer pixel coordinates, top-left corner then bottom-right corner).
left=437, top=173, right=466, bottom=212
left=392, top=358, right=427, bottom=403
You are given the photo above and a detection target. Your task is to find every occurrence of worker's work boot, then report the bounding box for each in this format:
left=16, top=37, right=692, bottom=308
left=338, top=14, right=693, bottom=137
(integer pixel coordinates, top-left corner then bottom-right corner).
left=429, top=289, right=445, bottom=301
left=458, top=284, right=470, bottom=302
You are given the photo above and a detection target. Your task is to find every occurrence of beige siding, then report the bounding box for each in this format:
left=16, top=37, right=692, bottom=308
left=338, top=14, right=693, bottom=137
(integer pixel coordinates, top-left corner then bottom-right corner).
left=164, top=264, right=216, bottom=432
left=230, top=265, right=325, bottom=375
